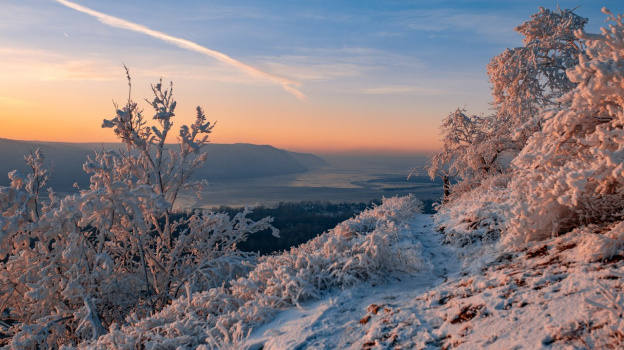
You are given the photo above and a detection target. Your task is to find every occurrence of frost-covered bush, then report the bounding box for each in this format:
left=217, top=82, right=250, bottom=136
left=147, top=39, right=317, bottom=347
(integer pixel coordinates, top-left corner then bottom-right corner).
left=0, top=70, right=275, bottom=349
left=426, top=7, right=624, bottom=255
left=426, top=109, right=503, bottom=199
left=434, top=173, right=511, bottom=249
left=79, top=195, right=427, bottom=349
left=427, top=7, right=586, bottom=204
left=505, top=8, right=624, bottom=246
left=430, top=7, right=624, bottom=257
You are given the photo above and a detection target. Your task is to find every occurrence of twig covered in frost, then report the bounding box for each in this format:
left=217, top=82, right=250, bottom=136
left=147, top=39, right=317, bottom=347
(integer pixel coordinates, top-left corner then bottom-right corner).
left=79, top=195, right=427, bottom=349
left=0, top=70, right=275, bottom=349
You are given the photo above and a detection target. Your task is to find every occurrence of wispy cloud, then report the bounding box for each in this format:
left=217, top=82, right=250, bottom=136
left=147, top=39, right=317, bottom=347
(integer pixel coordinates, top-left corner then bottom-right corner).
left=53, top=0, right=306, bottom=100
left=261, top=60, right=364, bottom=82
left=359, top=85, right=442, bottom=96
left=0, top=47, right=290, bottom=86
left=0, top=47, right=121, bottom=81
left=258, top=47, right=425, bottom=82
left=397, top=8, right=520, bottom=44
left=0, top=95, right=34, bottom=106
left=374, top=31, right=403, bottom=38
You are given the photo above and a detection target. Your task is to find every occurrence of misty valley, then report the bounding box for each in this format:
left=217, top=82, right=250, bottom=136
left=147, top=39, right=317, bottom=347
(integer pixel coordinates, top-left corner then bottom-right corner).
left=0, top=137, right=442, bottom=255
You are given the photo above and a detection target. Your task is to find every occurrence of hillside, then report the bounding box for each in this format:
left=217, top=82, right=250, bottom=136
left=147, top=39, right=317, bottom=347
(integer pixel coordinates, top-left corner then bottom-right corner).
left=244, top=215, right=624, bottom=349
left=41, top=196, right=621, bottom=349
left=0, top=138, right=326, bottom=190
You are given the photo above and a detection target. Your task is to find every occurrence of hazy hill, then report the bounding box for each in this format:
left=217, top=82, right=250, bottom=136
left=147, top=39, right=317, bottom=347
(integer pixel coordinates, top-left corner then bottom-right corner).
left=0, top=138, right=327, bottom=191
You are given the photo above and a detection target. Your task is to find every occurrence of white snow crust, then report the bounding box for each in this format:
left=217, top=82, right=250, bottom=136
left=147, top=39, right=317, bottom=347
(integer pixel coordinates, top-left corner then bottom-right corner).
left=244, top=215, right=624, bottom=350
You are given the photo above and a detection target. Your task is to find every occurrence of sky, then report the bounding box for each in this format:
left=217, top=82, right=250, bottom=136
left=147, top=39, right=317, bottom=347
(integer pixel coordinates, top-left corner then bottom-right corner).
left=0, top=0, right=622, bottom=155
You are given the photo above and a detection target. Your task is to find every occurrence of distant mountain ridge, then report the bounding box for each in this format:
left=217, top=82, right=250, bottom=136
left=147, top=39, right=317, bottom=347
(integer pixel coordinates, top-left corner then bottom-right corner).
left=0, top=138, right=327, bottom=190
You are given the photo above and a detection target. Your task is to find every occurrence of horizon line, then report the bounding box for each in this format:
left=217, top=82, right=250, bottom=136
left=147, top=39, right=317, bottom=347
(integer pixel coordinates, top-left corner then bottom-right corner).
left=0, top=136, right=436, bottom=156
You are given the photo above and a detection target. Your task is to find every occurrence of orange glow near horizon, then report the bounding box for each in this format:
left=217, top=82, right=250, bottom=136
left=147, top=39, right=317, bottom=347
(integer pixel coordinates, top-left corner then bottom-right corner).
left=0, top=0, right=506, bottom=157
left=2, top=1, right=617, bottom=157
left=0, top=71, right=444, bottom=155
left=0, top=97, right=442, bottom=155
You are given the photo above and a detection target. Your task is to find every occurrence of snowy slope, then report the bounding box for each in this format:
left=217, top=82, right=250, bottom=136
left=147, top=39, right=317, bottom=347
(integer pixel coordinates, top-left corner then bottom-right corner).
left=244, top=214, right=458, bottom=350
left=59, top=196, right=623, bottom=349
left=76, top=195, right=429, bottom=349
left=244, top=215, right=624, bottom=350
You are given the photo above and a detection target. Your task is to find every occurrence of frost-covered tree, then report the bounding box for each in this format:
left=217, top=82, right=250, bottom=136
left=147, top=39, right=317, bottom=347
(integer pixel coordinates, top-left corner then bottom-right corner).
left=0, top=69, right=276, bottom=349
left=427, top=109, right=502, bottom=199
left=505, top=8, right=624, bottom=247
left=426, top=152, right=457, bottom=199
left=487, top=6, right=587, bottom=152
left=428, top=7, right=587, bottom=201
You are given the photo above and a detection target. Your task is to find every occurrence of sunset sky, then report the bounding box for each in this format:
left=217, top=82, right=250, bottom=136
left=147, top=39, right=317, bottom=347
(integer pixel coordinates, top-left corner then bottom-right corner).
left=0, top=0, right=621, bottom=154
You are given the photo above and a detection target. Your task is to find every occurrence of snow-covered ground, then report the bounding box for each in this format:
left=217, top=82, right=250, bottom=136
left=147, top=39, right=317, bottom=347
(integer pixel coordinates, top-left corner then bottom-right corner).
left=244, top=214, right=624, bottom=349
left=20, top=195, right=620, bottom=349
left=245, top=214, right=458, bottom=350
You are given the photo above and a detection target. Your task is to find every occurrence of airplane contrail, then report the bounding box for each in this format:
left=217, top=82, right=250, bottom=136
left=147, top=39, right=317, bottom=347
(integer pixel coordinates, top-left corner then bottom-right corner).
left=53, top=0, right=306, bottom=100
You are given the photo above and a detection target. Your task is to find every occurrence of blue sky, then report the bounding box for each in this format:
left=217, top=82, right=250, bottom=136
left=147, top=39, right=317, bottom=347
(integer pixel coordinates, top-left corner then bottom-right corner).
left=0, top=0, right=621, bottom=154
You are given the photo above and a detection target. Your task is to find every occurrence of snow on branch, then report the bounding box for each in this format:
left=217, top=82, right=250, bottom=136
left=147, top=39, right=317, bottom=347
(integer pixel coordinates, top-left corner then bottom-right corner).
left=0, top=70, right=276, bottom=348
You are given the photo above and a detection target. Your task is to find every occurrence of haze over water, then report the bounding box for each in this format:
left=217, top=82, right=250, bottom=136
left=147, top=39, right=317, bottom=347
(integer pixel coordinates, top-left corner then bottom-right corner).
left=180, top=155, right=442, bottom=209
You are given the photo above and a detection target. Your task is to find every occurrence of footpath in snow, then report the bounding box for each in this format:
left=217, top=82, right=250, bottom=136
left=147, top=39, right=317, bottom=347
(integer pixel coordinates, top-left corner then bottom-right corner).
left=245, top=213, right=624, bottom=350
left=244, top=214, right=462, bottom=350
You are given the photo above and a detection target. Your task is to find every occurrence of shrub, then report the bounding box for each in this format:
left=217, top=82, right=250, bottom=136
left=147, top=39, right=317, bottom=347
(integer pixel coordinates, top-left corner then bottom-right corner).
left=0, top=70, right=275, bottom=348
